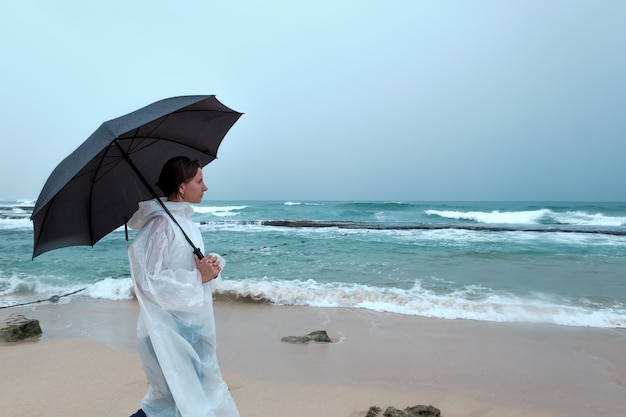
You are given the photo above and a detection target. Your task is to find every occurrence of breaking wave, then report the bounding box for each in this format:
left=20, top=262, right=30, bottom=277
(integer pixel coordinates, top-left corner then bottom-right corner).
left=425, top=208, right=626, bottom=227
left=211, top=278, right=625, bottom=329
left=3, top=275, right=624, bottom=328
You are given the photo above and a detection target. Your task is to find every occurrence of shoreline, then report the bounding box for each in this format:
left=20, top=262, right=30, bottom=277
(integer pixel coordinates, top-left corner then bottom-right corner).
left=1, top=298, right=625, bottom=417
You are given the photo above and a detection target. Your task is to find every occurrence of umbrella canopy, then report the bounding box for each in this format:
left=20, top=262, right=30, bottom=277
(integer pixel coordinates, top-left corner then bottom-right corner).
left=31, top=95, right=242, bottom=259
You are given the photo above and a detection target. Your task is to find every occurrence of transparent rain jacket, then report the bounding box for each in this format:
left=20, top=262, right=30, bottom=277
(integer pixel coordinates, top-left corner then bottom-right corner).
left=127, top=198, right=238, bottom=417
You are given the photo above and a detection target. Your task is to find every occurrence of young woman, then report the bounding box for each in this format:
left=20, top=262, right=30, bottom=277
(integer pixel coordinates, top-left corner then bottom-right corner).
left=127, top=156, right=239, bottom=417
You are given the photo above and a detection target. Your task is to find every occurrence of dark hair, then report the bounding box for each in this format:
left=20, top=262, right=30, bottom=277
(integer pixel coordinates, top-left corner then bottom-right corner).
left=155, top=156, right=202, bottom=197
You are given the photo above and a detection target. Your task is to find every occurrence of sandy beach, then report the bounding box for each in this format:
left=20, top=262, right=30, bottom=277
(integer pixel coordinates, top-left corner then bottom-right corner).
left=1, top=298, right=625, bottom=417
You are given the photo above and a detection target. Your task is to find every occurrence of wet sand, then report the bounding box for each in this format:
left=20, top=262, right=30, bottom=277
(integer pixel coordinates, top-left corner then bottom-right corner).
left=1, top=298, right=625, bottom=417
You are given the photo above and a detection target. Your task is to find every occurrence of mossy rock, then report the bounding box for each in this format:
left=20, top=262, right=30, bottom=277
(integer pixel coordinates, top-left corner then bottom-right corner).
left=367, top=405, right=441, bottom=417
left=0, top=314, right=42, bottom=342
left=281, top=330, right=332, bottom=343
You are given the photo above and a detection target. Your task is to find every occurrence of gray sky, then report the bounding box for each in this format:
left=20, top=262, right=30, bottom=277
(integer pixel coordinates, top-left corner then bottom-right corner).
left=1, top=1, right=625, bottom=202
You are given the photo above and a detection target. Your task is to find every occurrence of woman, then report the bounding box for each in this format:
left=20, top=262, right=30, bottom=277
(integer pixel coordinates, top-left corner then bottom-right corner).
left=127, top=156, right=239, bottom=417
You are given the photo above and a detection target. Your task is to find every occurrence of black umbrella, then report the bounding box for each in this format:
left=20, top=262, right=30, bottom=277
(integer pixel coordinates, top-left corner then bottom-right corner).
left=31, top=95, right=242, bottom=259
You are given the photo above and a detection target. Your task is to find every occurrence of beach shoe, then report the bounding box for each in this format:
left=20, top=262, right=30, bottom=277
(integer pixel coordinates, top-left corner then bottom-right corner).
left=129, top=409, right=146, bottom=417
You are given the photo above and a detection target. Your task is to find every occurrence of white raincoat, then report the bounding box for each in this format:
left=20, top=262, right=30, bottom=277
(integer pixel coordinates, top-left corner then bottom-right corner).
left=127, top=198, right=239, bottom=417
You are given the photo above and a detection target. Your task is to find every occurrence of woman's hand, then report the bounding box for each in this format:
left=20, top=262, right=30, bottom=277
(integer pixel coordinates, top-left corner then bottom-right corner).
left=194, top=254, right=222, bottom=284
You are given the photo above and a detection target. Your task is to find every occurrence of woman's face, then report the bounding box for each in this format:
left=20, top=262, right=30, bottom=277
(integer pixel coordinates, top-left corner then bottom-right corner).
left=179, top=168, right=208, bottom=204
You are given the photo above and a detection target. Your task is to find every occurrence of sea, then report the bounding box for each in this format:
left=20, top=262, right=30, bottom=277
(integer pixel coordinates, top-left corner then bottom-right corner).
left=1, top=199, right=625, bottom=329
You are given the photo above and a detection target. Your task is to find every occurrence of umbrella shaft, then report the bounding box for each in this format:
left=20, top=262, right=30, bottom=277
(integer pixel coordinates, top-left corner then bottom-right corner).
left=114, top=140, right=204, bottom=259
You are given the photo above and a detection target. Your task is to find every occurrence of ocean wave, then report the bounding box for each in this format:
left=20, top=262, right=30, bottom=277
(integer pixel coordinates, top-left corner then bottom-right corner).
left=338, top=201, right=416, bottom=211
left=0, top=276, right=135, bottom=309
left=84, top=277, right=135, bottom=300
left=2, top=276, right=624, bottom=328
left=425, top=208, right=550, bottom=224
left=0, top=207, right=33, bottom=220
left=552, top=211, right=626, bottom=227
left=425, top=208, right=626, bottom=228
left=191, top=205, right=247, bottom=217
left=0, top=199, right=35, bottom=207
left=284, top=201, right=322, bottom=206
left=0, top=218, right=31, bottom=229
left=211, top=278, right=626, bottom=328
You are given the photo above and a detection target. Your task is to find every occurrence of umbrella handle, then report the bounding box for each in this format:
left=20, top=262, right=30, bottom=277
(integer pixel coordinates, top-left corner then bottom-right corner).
left=193, top=247, right=204, bottom=260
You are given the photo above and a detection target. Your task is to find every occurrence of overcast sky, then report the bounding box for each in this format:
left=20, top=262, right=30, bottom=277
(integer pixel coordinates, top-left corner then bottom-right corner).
left=1, top=1, right=624, bottom=202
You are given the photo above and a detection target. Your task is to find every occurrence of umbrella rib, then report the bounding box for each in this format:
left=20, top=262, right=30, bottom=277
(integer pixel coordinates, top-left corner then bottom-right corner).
left=83, top=135, right=217, bottom=187
left=121, top=112, right=170, bottom=155
left=87, top=154, right=126, bottom=184
left=87, top=141, right=131, bottom=244
left=120, top=110, right=232, bottom=159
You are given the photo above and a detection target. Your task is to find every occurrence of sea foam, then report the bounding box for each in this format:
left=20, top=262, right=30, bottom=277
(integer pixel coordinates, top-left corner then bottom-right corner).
left=212, top=278, right=626, bottom=328
left=192, top=205, right=247, bottom=217
left=425, top=208, right=626, bottom=227
left=425, top=209, right=551, bottom=224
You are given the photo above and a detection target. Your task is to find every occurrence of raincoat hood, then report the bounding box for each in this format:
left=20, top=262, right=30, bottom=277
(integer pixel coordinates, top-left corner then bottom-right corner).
left=128, top=198, right=195, bottom=230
